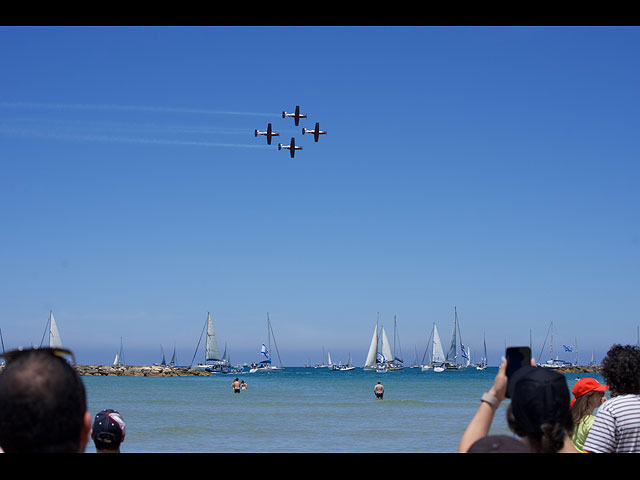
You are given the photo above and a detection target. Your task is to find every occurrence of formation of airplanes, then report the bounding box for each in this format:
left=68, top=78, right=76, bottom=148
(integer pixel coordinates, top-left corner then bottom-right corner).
left=254, top=105, right=326, bottom=158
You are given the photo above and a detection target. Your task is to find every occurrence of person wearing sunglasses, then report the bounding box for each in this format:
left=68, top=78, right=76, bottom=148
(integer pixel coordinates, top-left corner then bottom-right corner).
left=0, top=347, right=92, bottom=453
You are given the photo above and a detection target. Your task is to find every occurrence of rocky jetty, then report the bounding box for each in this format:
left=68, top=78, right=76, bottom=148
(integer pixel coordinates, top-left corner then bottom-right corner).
left=73, top=364, right=214, bottom=376
left=555, top=365, right=601, bottom=374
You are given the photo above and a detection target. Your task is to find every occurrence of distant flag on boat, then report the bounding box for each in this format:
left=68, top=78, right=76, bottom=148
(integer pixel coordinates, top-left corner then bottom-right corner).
left=377, top=353, right=386, bottom=363
left=461, top=344, right=469, bottom=359
left=261, top=344, right=269, bottom=357
left=563, top=345, right=573, bottom=352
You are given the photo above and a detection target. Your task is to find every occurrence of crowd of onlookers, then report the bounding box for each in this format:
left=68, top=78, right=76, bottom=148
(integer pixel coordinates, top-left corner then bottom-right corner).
left=459, top=343, right=640, bottom=453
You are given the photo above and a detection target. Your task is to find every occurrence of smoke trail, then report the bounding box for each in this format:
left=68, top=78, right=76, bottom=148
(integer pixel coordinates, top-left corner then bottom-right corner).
left=0, top=125, right=267, bottom=148
left=0, top=101, right=274, bottom=117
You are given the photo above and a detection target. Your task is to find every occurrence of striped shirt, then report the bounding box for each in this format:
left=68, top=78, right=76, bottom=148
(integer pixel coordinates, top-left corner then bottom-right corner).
left=583, top=394, right=640, bottom=453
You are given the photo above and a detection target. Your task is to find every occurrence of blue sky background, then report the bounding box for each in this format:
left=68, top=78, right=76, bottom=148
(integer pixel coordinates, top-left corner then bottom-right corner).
left=0, top=26, right=638, bottom=367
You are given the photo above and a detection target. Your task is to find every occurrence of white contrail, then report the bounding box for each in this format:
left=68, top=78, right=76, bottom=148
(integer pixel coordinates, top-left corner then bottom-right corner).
left=0, top=125, right=266, bottom=148
left=0, top=101, right=274, bottom=117
left=0, top=116, right=252, bottom=136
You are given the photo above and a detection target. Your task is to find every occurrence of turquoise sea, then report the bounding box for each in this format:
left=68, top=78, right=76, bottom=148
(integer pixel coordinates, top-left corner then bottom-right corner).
left=83, top=367, right=604, bottom=453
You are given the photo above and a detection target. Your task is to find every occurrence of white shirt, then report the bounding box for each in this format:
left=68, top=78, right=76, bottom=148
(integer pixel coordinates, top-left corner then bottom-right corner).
left=583, top=394, right=640, bottom=453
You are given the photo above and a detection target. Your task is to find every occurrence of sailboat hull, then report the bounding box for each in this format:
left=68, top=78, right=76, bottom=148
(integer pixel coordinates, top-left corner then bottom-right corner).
left=249, top=365, right=284, bottom=373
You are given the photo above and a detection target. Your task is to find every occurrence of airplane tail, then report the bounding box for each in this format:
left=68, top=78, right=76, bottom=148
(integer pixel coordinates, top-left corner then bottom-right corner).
left=254, top=129, right=258, bottom=137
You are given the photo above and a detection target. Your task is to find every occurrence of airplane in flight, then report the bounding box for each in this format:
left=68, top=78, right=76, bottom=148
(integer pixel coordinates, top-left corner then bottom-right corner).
left=282, top=105, right=307, bottom=126
left=302, top=122, right=327, bottom=142
left=278, top=137, right=302, bottom=158
left=254, top=123, right=279, bottom=145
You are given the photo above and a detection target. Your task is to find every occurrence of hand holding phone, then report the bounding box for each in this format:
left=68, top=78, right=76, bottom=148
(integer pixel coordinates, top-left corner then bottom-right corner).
left=505, top=346, right=532, bottom=398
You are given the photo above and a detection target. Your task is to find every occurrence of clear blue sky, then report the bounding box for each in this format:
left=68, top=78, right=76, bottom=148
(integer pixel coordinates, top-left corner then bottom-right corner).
left=1, top=26, right=638, bottom=367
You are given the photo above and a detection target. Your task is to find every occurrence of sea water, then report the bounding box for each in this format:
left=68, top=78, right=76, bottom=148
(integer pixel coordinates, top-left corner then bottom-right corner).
left=82, top=367, right=602, bottom=453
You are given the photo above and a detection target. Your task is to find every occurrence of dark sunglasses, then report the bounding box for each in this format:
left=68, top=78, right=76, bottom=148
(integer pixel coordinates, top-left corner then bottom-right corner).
left=0, top=347, right=76, bottom=366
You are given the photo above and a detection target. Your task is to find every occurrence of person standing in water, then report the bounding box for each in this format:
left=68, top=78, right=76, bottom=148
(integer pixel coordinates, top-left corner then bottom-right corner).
left=231, top=378, right=241, bottom=393
left=374, top=381, right=384, bottom=400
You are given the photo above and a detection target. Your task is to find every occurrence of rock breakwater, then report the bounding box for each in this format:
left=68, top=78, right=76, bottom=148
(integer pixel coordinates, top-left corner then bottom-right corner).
left=554, top=365, right=601, bottom=374
left=74, top=364, right=214, bottom=376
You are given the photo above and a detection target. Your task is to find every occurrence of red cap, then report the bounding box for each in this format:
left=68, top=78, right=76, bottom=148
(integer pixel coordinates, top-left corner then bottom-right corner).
left=571, top=378, right=608, bottom=406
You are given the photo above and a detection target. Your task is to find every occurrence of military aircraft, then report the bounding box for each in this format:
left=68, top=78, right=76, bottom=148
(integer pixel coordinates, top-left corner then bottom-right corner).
left=302, top=122, right=327, bottom=142
left=278, top=137, right=302, bottom=158
left=254, top=123, right=279, bottom=145
left=282, top=105, right=307, bottom=126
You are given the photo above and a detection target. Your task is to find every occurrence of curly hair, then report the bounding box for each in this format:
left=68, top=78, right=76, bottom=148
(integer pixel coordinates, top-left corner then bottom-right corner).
left=601, top=344, right=640, bottom=396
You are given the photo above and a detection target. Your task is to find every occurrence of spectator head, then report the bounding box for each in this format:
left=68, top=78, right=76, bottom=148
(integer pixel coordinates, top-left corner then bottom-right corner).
left=92, top=409, right=126, bottom=452
left=0, top=347, right=91, bottom=453
left=506, top=366, right=574, bottom=453
left=600, top=344, right=640, bottom=397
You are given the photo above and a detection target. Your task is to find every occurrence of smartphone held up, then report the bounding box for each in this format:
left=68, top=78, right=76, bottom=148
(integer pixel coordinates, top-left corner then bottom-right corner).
left=505, top=346, right=532, bottom=398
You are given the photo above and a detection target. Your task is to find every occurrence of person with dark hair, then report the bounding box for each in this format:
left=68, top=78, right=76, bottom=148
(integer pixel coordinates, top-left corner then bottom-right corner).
left=505, top=365, right=579, bottom=453
left=0, top=348, right=92, bottom=453
left=570, top=378, right=608, bottom=451
left=91, top=409, right=126, bottom=453
left=458, top=359, right=579, bottom=453
left=583, top=344, right=640, bottom=453
left=374, top=380, right=384, bottom=400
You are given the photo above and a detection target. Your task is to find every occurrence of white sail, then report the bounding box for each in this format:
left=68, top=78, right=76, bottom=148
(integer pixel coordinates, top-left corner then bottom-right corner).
left=364, top=324, right=378, bottom=367
left=113, top=337, right=124, bottom=366
left=431, top=324, right=446, bottom=364
left=48, top=311, right=63, bottom=348
left=205, top=312, right=222, bottom=362
left=380, top=327, right=393, bottom=363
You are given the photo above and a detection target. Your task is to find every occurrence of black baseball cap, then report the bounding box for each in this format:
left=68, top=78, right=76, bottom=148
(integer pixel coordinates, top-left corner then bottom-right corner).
left=92, top=409, right=126, bottom=450
left=507, top=366, right=572, bottom=437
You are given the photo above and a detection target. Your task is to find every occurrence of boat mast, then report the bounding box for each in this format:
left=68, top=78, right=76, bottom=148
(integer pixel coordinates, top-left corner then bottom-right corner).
left=393, top=315, right=403, bottom=364
left=446, top=308, right=457, bottom=365
left=421, top=324, right=434, bottom=365
left=267, top=313, right=283, bottom=368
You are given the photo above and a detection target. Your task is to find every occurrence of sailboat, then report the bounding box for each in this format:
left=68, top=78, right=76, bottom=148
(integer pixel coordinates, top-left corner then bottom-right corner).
left=537, top=321, right=573, bottom=369
left=363, top=314, right=392, bottom=372
left=390, top=315, right=405, bottom=371
left=40, top=310, right=63, bottom=349
left=476, top=334, right=488, bottom=370
left=154, top=345, right=167, bottom=366
left=314, top=346, right=330, bottom=368
left=169, top=344, right=177, bottom=367
left=444, top=307, right=468, bottom=370
left=363, top=314, right=403, bottom=372
left=193, top=312, right=242, bottom=374
left=113, top=337, right=125, bottom=366
left=421, top=323, right=446, bottom=372
left=410, top=346, right=420, bottom=368
left=249, top=313, right=284, bottom=373
left=330, top=352, right=356, bottom=371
